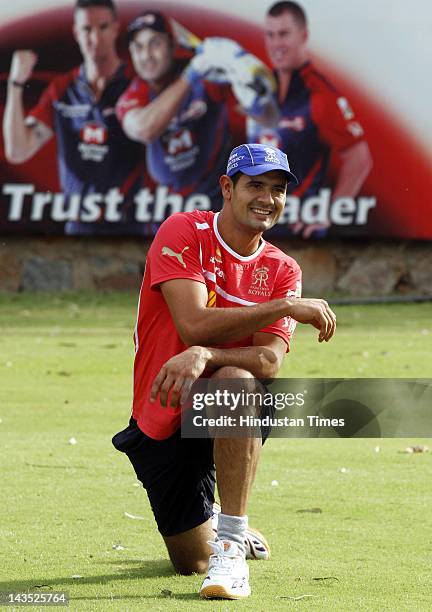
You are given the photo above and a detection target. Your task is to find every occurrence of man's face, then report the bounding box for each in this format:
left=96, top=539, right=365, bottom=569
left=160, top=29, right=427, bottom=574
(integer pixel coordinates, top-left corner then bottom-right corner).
left=129, top=29, right=173, bottom=83
left=228, top=171, right=288, bottom=233
left=73, top=7, right=118, bottom=63
left=265, top=12, right=307, bottom=71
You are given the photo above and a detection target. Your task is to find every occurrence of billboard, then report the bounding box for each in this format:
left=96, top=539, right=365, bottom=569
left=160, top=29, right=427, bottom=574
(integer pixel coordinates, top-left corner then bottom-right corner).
left=1, top=0, right=431, bottom=239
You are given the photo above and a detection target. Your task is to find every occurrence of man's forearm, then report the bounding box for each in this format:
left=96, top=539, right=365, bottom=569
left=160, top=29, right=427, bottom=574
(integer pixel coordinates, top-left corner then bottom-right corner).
left=124, top=77, right=191, bottom=143
left=4, top=85, right=28, bottom=162
left=3, top=84, right=42, bottom=163
left=180, top=298, right=292, bottom=346
left=332, top=141, right=373, bottom=200
left=205, top=344, right=281, bottom=379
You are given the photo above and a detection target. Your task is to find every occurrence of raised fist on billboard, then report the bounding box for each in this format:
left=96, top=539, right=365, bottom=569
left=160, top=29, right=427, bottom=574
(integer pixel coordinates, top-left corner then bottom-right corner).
left=9, top=50, right=38, bottom=84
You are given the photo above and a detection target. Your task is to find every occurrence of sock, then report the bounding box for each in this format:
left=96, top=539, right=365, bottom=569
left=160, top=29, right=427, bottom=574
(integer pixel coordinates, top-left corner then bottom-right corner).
left=217, top=512, right=248, bottom=557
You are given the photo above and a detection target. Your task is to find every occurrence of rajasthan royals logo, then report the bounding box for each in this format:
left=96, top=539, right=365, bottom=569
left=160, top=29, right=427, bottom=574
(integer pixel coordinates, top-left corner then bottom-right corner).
left=252, top=266, right=269, bottom=288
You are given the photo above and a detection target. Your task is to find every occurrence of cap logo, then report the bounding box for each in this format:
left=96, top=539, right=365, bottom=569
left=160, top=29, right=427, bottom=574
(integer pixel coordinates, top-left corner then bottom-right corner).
left=143, top=14, right=156, bottom=25
left=226, top=152, right=245, bottom=174
left=225, top=143, right=298, bottom=184
left=264, top=148, right=280, bottom=164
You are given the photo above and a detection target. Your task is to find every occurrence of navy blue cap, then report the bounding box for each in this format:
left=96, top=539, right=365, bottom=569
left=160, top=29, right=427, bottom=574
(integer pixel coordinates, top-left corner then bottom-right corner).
left=127, top=11, right=173, bottom=44
left=226, top=143, right=298, bottom=184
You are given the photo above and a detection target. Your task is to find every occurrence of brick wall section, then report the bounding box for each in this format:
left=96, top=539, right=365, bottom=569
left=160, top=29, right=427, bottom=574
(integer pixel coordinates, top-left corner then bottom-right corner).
left=1, top=237, right=431, bottom=296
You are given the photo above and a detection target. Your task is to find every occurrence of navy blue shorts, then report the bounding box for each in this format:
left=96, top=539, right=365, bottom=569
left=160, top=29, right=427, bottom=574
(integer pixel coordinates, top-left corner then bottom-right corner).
left=112, top=396, right=275, bottom=537
left=112, top=419, right=216, bottom=536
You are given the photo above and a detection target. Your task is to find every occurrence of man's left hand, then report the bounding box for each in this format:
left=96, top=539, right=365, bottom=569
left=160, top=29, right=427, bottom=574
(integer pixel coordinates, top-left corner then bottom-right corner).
left=150, top=346, right=211, bottom=408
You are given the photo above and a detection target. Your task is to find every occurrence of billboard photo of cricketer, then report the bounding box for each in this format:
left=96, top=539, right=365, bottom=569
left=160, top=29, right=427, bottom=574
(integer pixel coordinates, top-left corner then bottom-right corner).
left=1, top=0, right=431, bottom=239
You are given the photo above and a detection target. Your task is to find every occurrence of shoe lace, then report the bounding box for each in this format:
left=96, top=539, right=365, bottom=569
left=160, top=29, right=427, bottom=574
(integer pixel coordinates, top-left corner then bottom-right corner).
left=207, top=540, right=237, bottom=574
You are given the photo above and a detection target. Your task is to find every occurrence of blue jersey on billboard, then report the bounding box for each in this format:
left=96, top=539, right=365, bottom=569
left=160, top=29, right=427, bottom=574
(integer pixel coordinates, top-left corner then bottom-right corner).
left=247, top=62, right=365, bottom=197
left=28, top=64, right=144, bottom=232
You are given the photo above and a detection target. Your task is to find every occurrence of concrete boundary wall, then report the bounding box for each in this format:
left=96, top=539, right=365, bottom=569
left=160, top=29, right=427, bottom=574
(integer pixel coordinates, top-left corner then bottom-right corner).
left=1, top=238, right=431, bottom=297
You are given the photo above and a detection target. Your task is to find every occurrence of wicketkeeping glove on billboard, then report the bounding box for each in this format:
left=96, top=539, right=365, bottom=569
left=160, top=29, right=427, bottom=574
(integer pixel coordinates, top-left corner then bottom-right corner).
left=183, top=37, right=277, bottom=117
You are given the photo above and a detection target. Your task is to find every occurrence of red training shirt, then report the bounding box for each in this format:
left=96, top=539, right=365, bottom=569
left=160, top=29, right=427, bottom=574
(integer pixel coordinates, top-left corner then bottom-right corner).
left=132, top=209, right=302, bottom=439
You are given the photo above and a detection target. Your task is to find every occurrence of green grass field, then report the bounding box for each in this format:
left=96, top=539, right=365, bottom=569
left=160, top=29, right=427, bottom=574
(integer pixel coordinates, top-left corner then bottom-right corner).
left=1, top=293, right=431, bottom=610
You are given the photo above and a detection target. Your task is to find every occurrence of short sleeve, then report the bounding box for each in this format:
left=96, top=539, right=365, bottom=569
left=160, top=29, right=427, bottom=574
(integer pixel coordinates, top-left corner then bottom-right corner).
left=27, top=71, right=77, bottom=129
left=259, top=260, right=302, bottom=351
left=148, top=213, right=206, bottom=288
left=27, top=82, right=56, bottom=129
left=116, top=78, right=150, bottom=123
left=311, top=90, right=365, bottom=152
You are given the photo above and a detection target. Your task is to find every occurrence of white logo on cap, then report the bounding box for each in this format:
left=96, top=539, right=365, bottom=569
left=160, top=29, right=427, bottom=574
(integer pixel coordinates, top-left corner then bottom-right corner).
left=264, top=148, right=280, bottom=164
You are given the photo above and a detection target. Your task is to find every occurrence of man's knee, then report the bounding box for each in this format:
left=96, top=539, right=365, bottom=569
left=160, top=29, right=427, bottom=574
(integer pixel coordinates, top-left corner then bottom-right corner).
left=211, top=366, right=254, bottom=380
left=163, top=520, right=213, bottom=575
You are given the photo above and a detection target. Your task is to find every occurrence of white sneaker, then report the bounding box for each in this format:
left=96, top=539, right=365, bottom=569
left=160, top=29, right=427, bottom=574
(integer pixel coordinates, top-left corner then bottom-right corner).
left=211, top=502, right=271, bottom=560
left=200, top=539, right=251, bottom=600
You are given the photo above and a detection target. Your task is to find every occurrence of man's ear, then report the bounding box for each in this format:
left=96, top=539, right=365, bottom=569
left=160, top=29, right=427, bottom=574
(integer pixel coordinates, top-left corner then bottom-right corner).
left=219, top=174, right=234, bottom=201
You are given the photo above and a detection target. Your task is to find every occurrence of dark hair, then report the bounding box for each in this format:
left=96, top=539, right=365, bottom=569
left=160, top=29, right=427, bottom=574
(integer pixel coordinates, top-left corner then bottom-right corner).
left=230, top=172, right=243, bottom=186
left=74, top=0, right=117, bottom=18
left=267, top=1, right=307, bottom=28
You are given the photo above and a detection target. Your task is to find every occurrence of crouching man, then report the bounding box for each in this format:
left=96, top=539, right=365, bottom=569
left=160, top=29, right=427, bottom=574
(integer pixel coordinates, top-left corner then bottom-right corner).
left=113, top=143, right=336, bottom=599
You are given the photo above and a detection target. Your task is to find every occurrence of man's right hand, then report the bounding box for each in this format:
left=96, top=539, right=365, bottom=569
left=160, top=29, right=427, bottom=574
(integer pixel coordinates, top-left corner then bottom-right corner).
left=286, top=298, right=336, bottom=343
left=150, top=346, right=212, bottom=408
left=10, top=50, right=38, bottom=84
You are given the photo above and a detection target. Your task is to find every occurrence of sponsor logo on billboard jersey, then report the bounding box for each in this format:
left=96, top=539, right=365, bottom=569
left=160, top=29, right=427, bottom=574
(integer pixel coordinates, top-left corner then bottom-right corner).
left=161, top=245, right=189, bottom=268
left=80, top=123, right=108, bottom=145
left=78, top=123, right=109, bottom=162
left=162, top=128, right=200, bottom=172
left=55, top=101, right=91, bottom=118
left=166, top=129, right=193, bottom=155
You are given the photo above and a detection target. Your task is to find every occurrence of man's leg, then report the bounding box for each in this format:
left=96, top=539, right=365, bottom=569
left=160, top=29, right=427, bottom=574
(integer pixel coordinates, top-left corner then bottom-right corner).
left=200, top=366, right=262, bottom=599
left=113, top=419, right=216, bottom=575
left=212, top=367, right=261, bottom=537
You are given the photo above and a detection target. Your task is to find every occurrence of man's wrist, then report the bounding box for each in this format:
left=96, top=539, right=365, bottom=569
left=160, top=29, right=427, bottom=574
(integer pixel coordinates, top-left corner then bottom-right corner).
left=189, top=345, right=213, bottom=364
left=8, top=79, right=26, bottom=88
left=283, top=297, right=296, bottom=315
left=182, top=62, right=200, bottom=86
left=202, top=347, right=217, bottom=368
